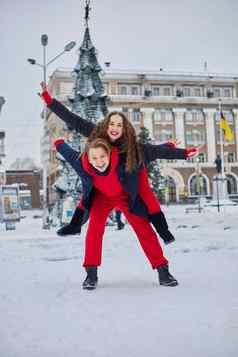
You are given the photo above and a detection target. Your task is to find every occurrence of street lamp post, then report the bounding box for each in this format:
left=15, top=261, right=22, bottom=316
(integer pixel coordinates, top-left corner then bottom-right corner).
left=0, top=97, right=6, bottom=172
left=0, top=97, right=6, bottom=188
left=28, top=35, right=76, bottom=229
left=196, top=158, right=202, bottom=213
left=0, top=97, right=5, bottom=113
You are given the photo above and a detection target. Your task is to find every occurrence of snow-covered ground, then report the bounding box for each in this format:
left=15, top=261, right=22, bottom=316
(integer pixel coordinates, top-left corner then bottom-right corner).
left=0, top=206, right=238, bottom=357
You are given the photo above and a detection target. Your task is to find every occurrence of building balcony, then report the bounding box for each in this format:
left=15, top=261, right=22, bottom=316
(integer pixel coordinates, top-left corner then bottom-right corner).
left=109, top=94, right=238, bottom=106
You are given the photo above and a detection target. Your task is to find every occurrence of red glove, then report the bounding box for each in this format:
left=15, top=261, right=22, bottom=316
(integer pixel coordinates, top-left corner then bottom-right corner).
left=185, top=147, right=199, bottom=158
left=54, top=138, right=64, bottom=147
left=165, top=140, right=178, bottom=148
left=41, top=90, right=53, bottom=105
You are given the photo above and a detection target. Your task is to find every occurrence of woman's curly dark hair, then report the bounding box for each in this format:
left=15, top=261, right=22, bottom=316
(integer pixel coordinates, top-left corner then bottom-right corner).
left=87, top=111, right=143, bottom=172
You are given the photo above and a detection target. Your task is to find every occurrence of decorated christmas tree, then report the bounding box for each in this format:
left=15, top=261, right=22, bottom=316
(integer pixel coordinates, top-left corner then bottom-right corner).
left=51, top=1, right=109, bottom=225
left=70, top=26, right=108, bottom=121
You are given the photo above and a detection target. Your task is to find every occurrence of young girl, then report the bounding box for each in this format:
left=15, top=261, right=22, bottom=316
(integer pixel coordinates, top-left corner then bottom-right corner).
left=54, top=137, right=180, bottom=290
left=40, top=82, right=198, bottom=244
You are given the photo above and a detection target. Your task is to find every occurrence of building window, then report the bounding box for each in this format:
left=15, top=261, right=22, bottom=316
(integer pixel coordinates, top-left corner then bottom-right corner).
left=192, top=111, right=202, bottom=121
left=223, top=88, right=232, bottom=98
left=198, top=153, right=207, bottom=162
left=131, top=86, right=139, bottom=95
left=185, top=110, right=204, bottom=123
left=163, top=176, right=177, bottom=202
left=185, top=128, right=206, bottom=146
left=154, top=110, right=160, bottom=122
left=132, top=109, right=141, bottom=123
left=119, top=86, right=127, bottom=95
left=213, top=88, right=221, bottom=97
left=110, top=85, right=117, bottom=95
left=152, top=87, right=160, bottom=96
left=161, top=111, right=167, bottom=121
left=226, top=174, right=237, bottom=194
left=154, top=128, right=173, bottom=142
left=189, top=175, right=208, bottom=196
left=228, top=152, right=235, bottom=163
left=163, top=87, right=171, bottom=96
left=183, top=87, right=191, bottom=97
left=154, top=109, right=173, bottom=123
left=185, top=111, right=193, bottom=122
left=194, top=88, right=202, bottom=97
left=192, top=112, right=198, bottom=121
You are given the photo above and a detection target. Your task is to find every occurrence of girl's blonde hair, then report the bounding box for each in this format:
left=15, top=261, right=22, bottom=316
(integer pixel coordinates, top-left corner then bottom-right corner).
left=87, top=111, right=143, bottom=172
left=85, top=138, right=112, bottom=156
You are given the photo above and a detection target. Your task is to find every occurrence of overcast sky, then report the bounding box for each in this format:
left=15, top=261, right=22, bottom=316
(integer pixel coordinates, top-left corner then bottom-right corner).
left=1, top=0, right=238, bottom=168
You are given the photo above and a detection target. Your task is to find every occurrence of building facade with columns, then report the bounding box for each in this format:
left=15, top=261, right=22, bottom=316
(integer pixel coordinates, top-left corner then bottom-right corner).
left=44, top=68, right=238, bottom=204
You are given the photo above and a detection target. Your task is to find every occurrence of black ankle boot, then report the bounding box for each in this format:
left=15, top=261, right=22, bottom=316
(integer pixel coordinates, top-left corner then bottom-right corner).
left=82, top=267, right=98, bottom=290
left=57, top=207, right=84, bottom=236
left=157, top=265, right=178, bottom=287
left=115, top=211, right=125, bottom=230
left=117, top=222, right=125, bottom=230
left=149, top=211, right=175, bottom=245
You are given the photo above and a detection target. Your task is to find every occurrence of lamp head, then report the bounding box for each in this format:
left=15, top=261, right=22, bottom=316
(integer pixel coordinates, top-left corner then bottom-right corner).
left=27, top=58, right=36, bottom=65
left=41, top=34, right=48, bottom=46
left=64, top=41, right=76, bottom=52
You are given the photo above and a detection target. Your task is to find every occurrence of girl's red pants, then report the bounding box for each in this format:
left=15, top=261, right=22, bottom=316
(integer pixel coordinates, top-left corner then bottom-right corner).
left=83, top=192, right=168, bottom=269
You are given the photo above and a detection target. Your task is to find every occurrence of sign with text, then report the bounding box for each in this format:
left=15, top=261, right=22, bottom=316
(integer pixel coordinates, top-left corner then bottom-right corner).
left=0, top=185, right=20, bottom=222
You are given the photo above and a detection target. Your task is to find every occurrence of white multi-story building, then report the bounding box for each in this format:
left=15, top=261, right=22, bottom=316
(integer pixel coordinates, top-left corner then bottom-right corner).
left=44, top=68, right=238, bottom=203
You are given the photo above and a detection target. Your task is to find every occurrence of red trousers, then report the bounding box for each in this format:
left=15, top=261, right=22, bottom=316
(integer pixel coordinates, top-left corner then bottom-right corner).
left=83, top=192, right=168, bottom=269
left=138, top=168, right=161, bottom=214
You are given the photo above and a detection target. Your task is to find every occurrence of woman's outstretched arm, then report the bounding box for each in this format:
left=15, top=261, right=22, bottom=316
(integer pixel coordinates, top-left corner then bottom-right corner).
left=141, top=142, right=198, bottom=164
left=39, top=82, right=95, bottom=137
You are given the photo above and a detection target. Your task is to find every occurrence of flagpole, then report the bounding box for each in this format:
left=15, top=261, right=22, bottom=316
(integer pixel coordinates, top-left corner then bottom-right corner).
left=218, top=99, right=225, bottom=198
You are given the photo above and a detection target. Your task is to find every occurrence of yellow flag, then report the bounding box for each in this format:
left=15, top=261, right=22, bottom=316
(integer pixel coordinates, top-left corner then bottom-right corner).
left=219, top=112, right=234, bottom=142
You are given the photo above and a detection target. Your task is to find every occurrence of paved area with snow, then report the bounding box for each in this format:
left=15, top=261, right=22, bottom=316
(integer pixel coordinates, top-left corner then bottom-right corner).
left=0, top=206, right=238, bottom=357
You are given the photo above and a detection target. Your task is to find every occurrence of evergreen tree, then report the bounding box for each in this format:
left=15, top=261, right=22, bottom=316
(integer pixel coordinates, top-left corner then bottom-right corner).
left=70, top=27, right=108, bottom=122
left=138, top=126, right=164, bottom=198
left=50, top=15, right=109, bottom=225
